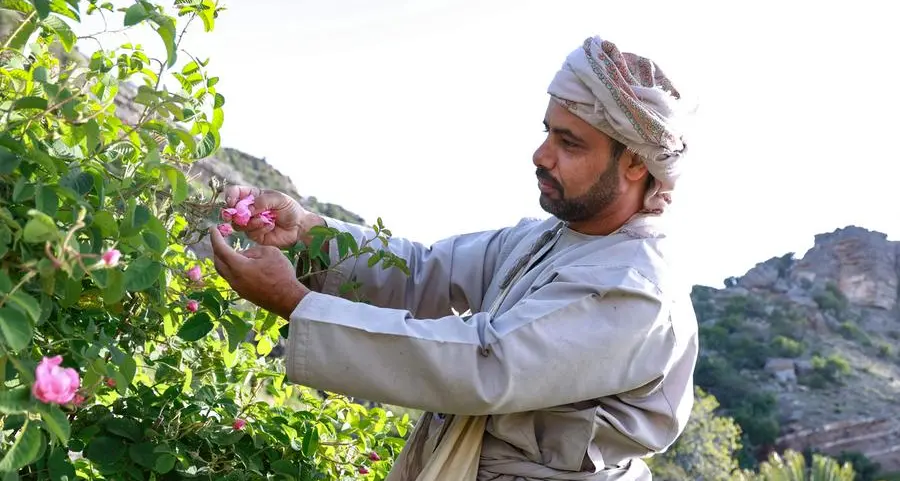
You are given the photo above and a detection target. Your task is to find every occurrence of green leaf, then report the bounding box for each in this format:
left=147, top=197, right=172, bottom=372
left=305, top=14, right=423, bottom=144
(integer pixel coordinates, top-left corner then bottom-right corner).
left=0, top=0, right=34, bottom=14
left=37, top=404, right=70, bottom=443
left=154, top=453, right=176, bottom=474
left=155, top=22, right=177, bottom=68
left=47, top=445, right=76, bottom=480
left=195, top=130, right=216, bottom=158
left=177, top=312, right=213, bottom=342
left=0, top=307, right=32, bottom=351
left=41, top=15, right=75, bottom=52
left=32, top=0, right=49, bottom=18
left=120, top=356, right=136, bottom=386
left=22, top=209, right=59, bottom=243
left=59, top=170, right=94, bottom=196
left=214, top=93, right=225, bottom=109
left=102, top=269, right=125, bottom=304
left=90, top=211, right=118, bottom=237
left=0, top=421, right=42, bottom=472
left=7, top=292, right=40, bottom=325
left=256, top=336, right=272, bottom=356
left=128, top=442, right=156, bottom=469
left=83, top=435, right=125, bottom=466
left=35, top=185, right=58, bottom=217
left=119, top=200, right=150, bottom=237
left=271, top=460, right=297, bottom=476
left=222, top=315, right=250, bottom=353
left=0, top=387, right=31, bottom=414
left=48, top=0, right=79, bottom=21
left=162, top=166, right=188, bottom=204
left=122, top=2, right=149, bottom=26
left=123, top=256, right=162, bottom=291
left=0, top=146, right=20, bottom=175
left=13, top=96, right=48, bottom=111
left=85, top=119, right=100, bottom=156
left=301, top=425, right=318, bottom=457
left=104, top=417, right=141, bottom=441
left=59, top=277, right=81, bottom=308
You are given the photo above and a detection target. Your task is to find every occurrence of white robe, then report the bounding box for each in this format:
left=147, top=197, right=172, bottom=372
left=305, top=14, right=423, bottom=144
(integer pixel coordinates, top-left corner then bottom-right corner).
left=284, top=213, right=699, bottom=480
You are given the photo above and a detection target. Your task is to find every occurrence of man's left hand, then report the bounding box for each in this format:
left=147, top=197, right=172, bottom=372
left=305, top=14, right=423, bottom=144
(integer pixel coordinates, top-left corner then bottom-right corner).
left=208, top=227, right=308, bottom=319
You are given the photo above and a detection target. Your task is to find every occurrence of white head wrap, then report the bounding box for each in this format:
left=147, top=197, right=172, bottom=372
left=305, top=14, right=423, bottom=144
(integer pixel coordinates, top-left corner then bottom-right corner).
left=547, top=36, right=695, bottom=213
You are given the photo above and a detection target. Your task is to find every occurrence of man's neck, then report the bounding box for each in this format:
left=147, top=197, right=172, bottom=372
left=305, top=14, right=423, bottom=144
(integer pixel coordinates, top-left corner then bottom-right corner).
left=565, top=206, right=641, bottom=236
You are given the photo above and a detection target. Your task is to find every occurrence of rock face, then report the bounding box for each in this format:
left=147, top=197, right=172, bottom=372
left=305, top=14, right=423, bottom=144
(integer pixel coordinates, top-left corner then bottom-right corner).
left=704, top=224, right=900, bottom=473
left=739, top=226, right=900, bottom=311
left=790, top=226, right=898, bottom=310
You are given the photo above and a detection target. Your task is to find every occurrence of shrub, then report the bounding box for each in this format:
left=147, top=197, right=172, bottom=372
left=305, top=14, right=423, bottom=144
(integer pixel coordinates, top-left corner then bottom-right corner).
left=771, top=335, right=804, bottom=358
left=0, top=1, right=413, bottom=478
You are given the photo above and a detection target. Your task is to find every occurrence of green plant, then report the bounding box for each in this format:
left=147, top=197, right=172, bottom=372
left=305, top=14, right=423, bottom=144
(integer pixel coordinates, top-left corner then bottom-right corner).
left=735, top=449, right=857, bottom=481
left=800, top=354, right=852, bottom=388
left=772, top=335, right=804, bottom=358
left=0, top=1, right=413, bottom=479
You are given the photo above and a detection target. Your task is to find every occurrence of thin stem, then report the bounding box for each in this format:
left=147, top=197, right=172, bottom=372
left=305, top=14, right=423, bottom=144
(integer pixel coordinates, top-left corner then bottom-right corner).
left=2, top=11, right=36, bottom=50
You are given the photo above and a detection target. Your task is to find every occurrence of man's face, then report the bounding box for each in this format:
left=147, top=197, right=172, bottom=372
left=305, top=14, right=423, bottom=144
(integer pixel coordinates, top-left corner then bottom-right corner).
left=532, top=101, right=623, bottom=222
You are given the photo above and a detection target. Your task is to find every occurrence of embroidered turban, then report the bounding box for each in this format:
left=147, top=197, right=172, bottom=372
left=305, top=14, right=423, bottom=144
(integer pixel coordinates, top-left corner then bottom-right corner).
left=547, top=36, right=694, bottom=214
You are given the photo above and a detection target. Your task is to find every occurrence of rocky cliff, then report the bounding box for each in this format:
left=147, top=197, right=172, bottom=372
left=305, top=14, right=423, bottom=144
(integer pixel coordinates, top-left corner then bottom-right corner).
left=698, top=225, right=900, bottom=473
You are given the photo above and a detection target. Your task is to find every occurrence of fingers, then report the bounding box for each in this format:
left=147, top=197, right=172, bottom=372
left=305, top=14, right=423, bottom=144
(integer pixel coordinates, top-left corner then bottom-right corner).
left=223, top=185, right=261, bottom=208
left=208, top=227, right=248, bottom=270
left=241, top=246, right=269, bottom=259
left=247, top=190, right=293, bottom=217
left=212, top=252, right=232, bottom=280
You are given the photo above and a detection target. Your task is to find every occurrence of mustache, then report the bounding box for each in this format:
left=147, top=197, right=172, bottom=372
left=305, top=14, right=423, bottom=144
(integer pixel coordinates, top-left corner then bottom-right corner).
left=536, top=168, right=562, bottom=190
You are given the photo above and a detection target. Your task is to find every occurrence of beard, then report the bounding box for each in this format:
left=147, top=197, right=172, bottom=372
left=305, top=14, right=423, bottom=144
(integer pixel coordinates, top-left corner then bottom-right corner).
left=537, top=162, right=620, bottom=222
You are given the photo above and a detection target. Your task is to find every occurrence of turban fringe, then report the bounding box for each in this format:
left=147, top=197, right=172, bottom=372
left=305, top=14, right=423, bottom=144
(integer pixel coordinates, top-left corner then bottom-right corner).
left=547, top=37, right=693, bottom=214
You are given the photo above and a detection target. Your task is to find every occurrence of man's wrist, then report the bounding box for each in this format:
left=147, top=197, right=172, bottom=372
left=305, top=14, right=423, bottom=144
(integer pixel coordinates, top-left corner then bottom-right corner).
left=277, top=281, right=308, bottom=320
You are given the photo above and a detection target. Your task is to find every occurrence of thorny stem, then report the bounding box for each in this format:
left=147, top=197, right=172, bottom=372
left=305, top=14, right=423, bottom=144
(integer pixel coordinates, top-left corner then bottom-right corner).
left=0, top=271, right=36, bottom=310
left=2, top=11, right=36, bottom=50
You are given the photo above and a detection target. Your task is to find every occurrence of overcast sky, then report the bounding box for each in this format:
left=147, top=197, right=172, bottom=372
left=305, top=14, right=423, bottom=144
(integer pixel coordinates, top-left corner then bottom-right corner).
left=72, top=0, right=900, bottom=288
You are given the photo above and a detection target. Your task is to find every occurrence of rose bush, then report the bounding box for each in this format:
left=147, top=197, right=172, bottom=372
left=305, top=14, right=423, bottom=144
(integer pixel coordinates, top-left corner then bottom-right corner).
left=0, top=1, right=413, bottom=479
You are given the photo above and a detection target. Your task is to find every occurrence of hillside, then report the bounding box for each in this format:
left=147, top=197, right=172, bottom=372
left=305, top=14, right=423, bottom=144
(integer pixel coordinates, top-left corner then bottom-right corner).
left=693, top=225, right=900, bottom=474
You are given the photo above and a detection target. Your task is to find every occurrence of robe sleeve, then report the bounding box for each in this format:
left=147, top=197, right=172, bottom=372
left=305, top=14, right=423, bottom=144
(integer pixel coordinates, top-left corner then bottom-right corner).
left=284, top=263, right=681, bottom=416
left=298, top=216, right=526, bottom=319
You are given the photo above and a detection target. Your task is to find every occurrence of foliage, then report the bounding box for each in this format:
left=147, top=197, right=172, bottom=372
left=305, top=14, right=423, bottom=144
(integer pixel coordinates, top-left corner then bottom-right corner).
left=772, top=335, right=805, bottom=358
left=734, top=449, right=857, bottom=481
left=814, top=283, right=848, bottom=315
left=799, top=354, right=851, bottom=389
left=646, top=387, right=743, bottom=481
left=0, top=1, right=414, bottom=479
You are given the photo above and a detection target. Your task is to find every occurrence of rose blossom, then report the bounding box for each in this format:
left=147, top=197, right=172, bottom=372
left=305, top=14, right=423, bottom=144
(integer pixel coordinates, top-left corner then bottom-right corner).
left=32, top=356, right=80, bottom=405
left=101, top=249, right=121, bottom=267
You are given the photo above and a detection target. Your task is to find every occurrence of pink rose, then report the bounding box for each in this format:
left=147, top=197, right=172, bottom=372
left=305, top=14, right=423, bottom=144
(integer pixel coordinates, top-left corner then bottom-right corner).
left=186, top=265, right=202, bottom=282
left=257, top=210, right=276, bottom=228
left=186, top=300, right=199, bottom=313
left=105, top=378, right=116, bottom=387
left=32, top=356, right=80, bottom=405
left=217, top=223, right=234, bottom=236
left=369, top=452, right=380, bottom=461
left=221, top=194, right=254, bottom=227
left=101, top=249, right=121, bottom=267
left=358, top=466, right=369, bottom=475
left=233, top=418, right=246, bottom=430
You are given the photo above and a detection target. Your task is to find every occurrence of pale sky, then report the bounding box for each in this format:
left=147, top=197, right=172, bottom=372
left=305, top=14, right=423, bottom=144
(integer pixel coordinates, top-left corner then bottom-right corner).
left=71, top=0, right=900, bottom=289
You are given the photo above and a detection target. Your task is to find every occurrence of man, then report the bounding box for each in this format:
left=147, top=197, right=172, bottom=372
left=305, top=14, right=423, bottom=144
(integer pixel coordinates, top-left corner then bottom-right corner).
left=209, top=35, right=699, bottom=481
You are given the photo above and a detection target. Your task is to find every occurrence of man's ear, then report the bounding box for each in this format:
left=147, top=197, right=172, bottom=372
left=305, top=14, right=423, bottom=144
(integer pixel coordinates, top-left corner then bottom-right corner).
left=622, top=151, right=648, bottom=182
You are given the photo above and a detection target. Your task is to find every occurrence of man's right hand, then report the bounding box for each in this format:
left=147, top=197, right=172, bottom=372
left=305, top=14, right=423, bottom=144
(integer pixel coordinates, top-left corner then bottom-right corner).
left=222, top=185, right=325, bottom=249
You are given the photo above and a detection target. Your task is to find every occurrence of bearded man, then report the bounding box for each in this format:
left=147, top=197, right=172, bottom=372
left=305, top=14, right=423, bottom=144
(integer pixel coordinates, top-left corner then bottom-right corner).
left=210, top=35, right=700, bottom=481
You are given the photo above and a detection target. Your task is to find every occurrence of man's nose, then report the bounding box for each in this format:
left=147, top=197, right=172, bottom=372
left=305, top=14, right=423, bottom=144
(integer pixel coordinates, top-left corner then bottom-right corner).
left=532, top=138, right=555, bottom=170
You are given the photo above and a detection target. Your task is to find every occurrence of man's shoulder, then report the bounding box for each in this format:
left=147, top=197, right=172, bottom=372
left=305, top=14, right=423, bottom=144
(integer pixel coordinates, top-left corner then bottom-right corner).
left=564, top=232, right=683, bottom=299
